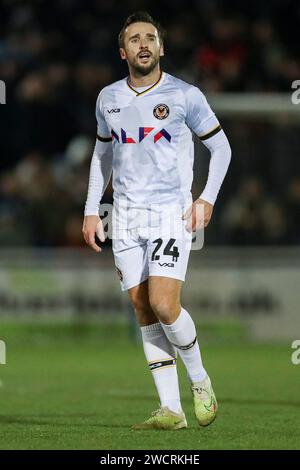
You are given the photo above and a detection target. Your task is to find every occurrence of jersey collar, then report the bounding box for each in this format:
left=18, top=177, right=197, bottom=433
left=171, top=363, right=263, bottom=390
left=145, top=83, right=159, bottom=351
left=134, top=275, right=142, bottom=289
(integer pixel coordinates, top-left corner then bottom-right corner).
left=126, top=71, right=164, bottom=97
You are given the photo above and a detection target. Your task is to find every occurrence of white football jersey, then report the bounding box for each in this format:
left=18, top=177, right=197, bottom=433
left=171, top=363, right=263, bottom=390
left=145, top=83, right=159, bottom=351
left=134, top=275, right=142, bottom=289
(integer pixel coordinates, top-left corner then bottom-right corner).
left=96, top=71, right=221, bottom=228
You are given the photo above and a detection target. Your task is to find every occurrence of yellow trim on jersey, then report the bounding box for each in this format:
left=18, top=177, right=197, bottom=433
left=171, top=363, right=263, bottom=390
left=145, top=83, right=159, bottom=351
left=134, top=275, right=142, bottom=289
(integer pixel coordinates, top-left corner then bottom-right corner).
left=126, top=71, right=164, bottom=97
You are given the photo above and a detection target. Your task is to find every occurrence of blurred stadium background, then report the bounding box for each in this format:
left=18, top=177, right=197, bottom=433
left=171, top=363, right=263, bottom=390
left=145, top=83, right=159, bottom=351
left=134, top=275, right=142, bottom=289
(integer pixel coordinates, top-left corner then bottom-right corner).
left=0, top=0, right=300, bottom=450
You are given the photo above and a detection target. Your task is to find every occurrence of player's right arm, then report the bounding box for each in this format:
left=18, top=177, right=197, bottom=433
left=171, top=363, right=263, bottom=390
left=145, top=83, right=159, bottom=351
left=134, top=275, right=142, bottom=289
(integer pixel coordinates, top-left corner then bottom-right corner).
left=83, top=93, right=113, bottom=253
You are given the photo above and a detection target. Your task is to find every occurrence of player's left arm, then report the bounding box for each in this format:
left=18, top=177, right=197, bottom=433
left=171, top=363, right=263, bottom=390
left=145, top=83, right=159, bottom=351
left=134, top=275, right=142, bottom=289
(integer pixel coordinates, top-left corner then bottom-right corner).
left=182, top=86, right=231, bottom=232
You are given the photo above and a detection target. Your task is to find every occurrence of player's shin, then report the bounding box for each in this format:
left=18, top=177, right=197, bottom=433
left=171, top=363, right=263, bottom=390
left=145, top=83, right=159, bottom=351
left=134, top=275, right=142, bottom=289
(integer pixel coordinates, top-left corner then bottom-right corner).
left=141, top=323, right=182, bottom=414
left=160, top=307, right=207, bottom=384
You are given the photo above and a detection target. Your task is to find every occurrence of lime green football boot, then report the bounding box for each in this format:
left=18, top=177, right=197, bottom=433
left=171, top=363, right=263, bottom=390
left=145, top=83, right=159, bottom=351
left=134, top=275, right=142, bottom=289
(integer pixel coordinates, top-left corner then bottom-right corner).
left=191, top=375, right=218, bottom=427
left=132, top=406, right=187, bottom=430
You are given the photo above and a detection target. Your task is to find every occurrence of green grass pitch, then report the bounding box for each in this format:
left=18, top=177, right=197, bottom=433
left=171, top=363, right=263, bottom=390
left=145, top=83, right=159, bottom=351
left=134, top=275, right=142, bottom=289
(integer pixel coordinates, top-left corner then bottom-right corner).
left=0, top=322, right=299, bottom=450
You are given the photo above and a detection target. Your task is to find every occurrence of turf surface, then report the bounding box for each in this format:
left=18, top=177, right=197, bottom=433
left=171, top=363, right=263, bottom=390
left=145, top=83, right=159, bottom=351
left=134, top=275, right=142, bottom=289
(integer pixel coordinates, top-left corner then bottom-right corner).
left=0, top=323, right=299, bottom=450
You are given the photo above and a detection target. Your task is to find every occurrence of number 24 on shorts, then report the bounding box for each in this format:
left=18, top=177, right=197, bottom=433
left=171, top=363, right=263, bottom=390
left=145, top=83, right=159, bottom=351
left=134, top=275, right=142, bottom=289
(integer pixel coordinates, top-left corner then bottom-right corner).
left=151, top=238, right=180, bottom=262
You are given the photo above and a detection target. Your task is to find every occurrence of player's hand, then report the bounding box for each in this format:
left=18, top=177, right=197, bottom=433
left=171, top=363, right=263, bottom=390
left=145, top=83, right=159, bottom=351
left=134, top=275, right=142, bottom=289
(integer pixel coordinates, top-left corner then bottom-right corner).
left=82, top=215, right=105, bottom=253
left=182, top=198, right=214, bottom=232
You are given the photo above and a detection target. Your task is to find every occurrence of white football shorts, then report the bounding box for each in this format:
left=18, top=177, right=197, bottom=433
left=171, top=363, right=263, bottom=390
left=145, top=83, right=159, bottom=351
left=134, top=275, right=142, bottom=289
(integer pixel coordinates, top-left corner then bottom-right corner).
left=112, top=214, right=192, bottom=291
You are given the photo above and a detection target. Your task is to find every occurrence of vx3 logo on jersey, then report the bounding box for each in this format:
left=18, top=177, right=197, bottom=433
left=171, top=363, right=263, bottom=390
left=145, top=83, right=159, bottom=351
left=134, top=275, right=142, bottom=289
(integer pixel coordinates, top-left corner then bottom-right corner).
left=111, top=127, right=171, bottom=144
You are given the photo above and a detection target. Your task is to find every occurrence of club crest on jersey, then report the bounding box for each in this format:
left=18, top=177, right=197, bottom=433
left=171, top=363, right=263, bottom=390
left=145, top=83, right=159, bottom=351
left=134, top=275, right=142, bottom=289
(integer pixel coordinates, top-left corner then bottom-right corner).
left=153, top=103, right=169, bottom=120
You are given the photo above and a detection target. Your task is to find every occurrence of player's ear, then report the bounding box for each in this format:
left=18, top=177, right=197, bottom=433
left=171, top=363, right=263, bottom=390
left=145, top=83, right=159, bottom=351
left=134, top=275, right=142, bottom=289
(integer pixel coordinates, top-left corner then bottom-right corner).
left=119, top=48, right=127, bottom=60
left=159, top=43, right=164, bottom=57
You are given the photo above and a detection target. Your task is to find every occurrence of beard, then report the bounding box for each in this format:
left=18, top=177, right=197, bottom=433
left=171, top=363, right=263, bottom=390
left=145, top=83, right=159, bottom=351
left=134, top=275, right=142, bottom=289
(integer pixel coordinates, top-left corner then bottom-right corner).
left=130, top=54, right=160, bottom=76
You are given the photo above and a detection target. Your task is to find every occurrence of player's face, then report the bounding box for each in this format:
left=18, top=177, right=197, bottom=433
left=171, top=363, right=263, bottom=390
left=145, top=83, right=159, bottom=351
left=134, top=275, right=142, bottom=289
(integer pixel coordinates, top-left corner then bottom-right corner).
left=120, top=22, right=164, bottom=76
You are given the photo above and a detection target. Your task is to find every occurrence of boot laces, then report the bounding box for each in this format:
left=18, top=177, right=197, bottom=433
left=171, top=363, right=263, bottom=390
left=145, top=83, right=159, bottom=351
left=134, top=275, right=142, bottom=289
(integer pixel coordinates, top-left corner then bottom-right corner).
left=192, top=385, right=209, bottom=399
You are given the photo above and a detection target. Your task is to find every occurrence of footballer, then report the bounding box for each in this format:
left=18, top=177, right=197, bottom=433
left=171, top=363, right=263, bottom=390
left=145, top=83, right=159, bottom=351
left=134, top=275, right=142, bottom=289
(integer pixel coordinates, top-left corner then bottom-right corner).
left=83, top=11, right=231, bottom=430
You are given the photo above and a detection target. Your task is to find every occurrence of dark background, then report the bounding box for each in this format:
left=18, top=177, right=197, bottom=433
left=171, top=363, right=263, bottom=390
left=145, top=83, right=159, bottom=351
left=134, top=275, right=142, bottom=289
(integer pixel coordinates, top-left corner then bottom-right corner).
left=1, top=0, right=300, bottom=247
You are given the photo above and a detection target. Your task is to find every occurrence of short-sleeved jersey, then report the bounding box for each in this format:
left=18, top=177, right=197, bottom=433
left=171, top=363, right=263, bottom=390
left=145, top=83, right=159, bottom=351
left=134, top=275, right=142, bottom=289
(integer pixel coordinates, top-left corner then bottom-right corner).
left=96, top=72, right=221, bottom=227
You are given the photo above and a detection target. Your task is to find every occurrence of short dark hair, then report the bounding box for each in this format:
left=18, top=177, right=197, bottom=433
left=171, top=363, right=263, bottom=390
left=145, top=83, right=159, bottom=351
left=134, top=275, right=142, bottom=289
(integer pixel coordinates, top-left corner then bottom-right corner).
left=118, top=11, right=165, bottom=48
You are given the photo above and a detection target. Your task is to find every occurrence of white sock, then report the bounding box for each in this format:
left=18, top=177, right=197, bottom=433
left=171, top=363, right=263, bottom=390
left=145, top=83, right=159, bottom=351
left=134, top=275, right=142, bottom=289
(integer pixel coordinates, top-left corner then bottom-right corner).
left=160, top=308, right=207, bottom=384
left=141, top=322, right=182, bottom=414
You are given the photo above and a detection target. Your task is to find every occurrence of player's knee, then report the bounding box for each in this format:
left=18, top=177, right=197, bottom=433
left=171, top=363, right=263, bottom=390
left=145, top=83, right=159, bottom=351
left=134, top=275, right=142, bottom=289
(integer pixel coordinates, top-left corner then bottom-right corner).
left=130, top=297, right=154, bottom=324
left=149, top=297, right=180, bottom=324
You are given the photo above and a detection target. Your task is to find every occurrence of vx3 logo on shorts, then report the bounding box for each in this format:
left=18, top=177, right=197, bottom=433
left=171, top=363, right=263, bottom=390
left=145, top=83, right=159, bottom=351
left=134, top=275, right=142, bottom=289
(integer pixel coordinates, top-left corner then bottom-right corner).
left=107, top=108, right=120, bottom=113
left=111, top=127, right=171, bottom=144
left=158, top=262, right=174, bottom=267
